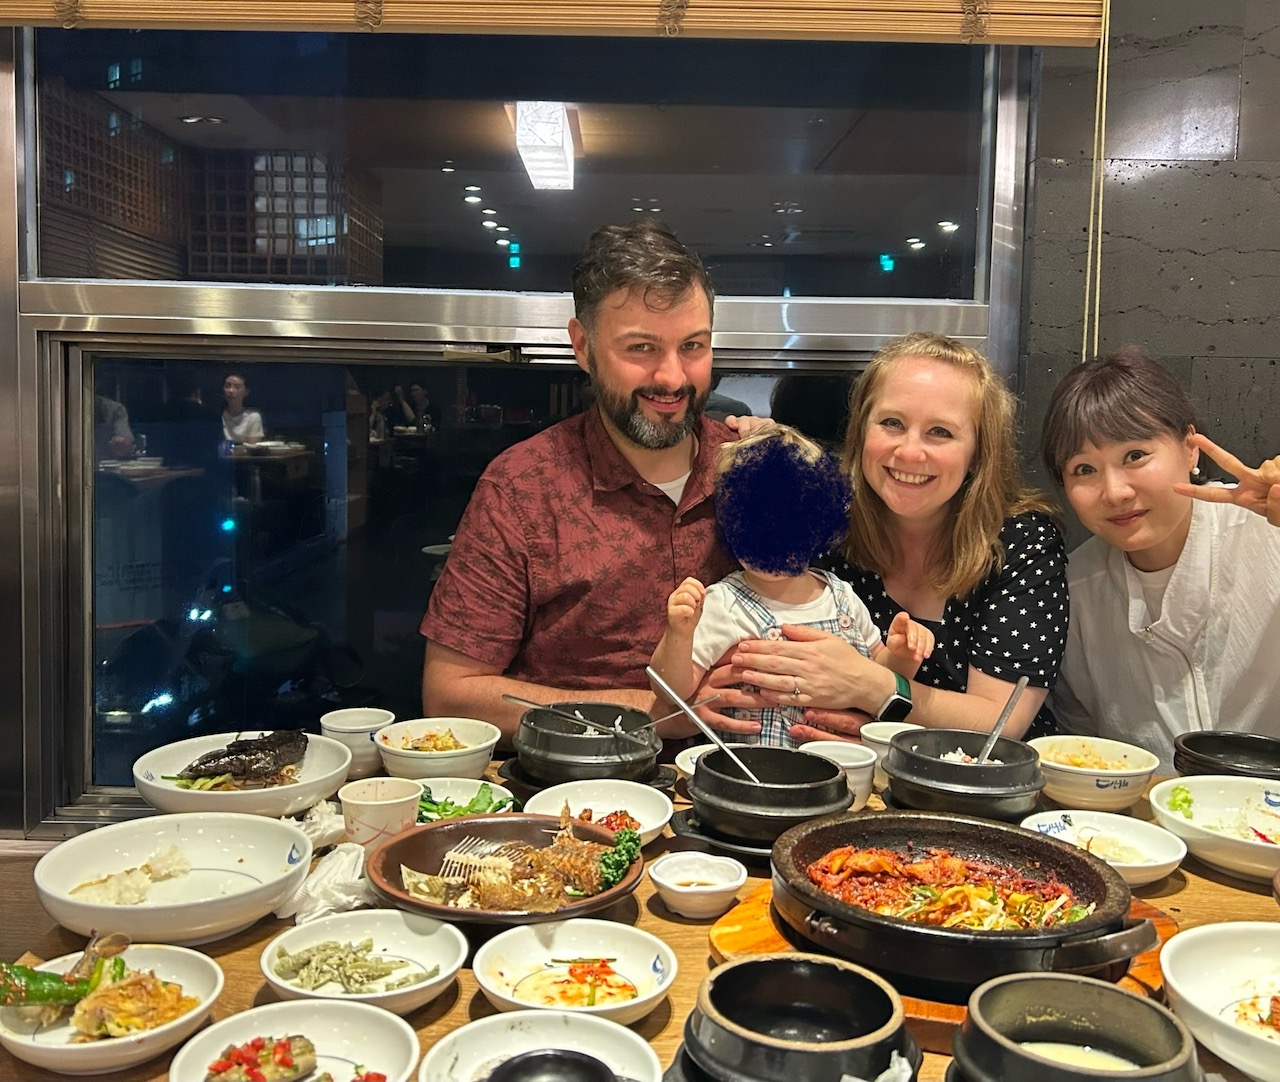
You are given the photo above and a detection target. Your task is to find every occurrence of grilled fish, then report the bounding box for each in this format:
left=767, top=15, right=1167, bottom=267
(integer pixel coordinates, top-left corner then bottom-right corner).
left=178, top=729, right=308, bottom=782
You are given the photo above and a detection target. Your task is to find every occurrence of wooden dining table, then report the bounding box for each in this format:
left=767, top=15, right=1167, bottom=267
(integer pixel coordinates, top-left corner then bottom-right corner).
left=0, top=770, right=1274, bottom=1082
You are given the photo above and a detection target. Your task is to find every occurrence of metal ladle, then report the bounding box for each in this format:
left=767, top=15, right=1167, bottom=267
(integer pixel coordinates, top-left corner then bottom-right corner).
left=500, top=694, right=652, bottom=749
left=975, top=675, right=1030, bottom=764
left=646, top=665, right=763, bottom=784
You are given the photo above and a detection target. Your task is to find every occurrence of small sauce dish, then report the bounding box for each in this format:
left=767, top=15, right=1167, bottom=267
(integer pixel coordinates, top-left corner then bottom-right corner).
left=648, top=852, right=747, bottom=919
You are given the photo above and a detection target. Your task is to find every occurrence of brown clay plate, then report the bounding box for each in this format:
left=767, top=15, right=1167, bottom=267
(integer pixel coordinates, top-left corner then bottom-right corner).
left=364, top=812, right=644, bottom=925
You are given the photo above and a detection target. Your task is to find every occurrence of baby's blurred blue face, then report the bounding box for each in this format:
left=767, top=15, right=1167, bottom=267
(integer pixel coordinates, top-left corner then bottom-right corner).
left=715, top=438, right=851, bottom=575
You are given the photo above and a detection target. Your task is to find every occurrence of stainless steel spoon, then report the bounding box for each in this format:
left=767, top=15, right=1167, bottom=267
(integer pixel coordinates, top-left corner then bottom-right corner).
left=976, top=675, right=1029, bottom=764
left=500, top=693, right=653, bottom=749
left=646, top=666, right=763, bottom=784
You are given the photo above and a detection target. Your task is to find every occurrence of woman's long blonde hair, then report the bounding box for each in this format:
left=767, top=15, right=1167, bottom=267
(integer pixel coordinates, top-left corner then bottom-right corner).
left=840, top=332, right=1054, bottom=598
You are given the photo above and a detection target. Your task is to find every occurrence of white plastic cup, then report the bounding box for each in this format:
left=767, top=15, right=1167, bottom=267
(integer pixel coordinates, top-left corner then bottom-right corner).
left=338, top=776, right=422, bottom=850
left=799, top=741, right=877, bottom=811
left=321, top=708, right=395, bottom=779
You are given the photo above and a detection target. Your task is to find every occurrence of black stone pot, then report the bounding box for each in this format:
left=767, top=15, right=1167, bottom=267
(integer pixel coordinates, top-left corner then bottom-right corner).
left=949, top=973, right=1202, bottom=1082
left=687, top=746, right=851, bottom=844
left=770, top=811, right=1156, bottom=1004
left=1173, top=730, right=1280, bottom=781
left=513, top=702, right=659, bottom=784
left=883, top=727, right=1045, bottom=822
left=684, top=953, right=921, bottom=1082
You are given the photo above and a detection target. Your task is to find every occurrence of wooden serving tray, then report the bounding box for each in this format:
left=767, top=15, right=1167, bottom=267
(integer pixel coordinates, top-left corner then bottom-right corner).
left=709, top=882, right=1178, bottom=1055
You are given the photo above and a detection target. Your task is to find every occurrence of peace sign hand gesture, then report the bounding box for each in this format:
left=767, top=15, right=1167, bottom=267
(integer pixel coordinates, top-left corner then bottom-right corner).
left=1173, top=433, right=1280, bottom=527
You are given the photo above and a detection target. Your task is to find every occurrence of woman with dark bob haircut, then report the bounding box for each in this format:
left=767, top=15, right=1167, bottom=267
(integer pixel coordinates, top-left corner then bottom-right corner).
left=1042, top=346, right=1280, bottom=769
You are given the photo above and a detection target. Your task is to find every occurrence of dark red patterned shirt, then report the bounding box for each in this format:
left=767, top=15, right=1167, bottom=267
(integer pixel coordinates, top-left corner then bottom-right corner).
left=421, top=406, right=737, bottom=689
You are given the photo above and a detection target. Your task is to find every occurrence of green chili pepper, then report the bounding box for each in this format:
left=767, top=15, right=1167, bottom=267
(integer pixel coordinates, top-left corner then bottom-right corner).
left=0, top=964, right=93, bottom=1007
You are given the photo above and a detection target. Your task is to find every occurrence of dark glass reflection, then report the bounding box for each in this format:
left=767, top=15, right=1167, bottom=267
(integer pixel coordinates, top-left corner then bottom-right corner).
left=38, top=30, right=984, bottom=298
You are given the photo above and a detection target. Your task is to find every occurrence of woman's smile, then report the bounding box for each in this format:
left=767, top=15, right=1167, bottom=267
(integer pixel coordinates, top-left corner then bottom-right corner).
left=886, top=467, right=935, bottom=486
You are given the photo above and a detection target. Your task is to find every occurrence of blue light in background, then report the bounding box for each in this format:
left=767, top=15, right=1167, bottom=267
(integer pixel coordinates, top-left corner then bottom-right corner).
left=879, top=253, right=895, bottom=272
left=508, top=256, right=521, bottom=269
left=509, top=242, right=521, bottom=255
left=220, top=518, right=236, bottom=532
left=141, top=692, right=174, bottom=714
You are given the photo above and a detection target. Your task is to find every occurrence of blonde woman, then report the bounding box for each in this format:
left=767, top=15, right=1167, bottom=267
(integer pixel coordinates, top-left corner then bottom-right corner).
left=707, top=333, right=1067, bottom=743
left=651, top=423, right=933, bottom=747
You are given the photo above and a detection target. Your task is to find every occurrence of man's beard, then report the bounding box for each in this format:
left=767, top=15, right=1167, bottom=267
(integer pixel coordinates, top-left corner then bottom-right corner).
left=588, top=351, right=707, bottom=450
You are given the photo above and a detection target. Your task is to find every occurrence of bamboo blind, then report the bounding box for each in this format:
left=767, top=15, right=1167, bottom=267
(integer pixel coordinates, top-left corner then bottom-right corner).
left=4, top=2, right=1102, bottom=46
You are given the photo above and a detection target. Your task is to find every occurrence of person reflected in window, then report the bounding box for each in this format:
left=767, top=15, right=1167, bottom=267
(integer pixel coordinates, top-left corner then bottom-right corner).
left=393, top=382, right=434, bottom=430
left=221, top=371, right=265, bottom=445
left=150, top=370, right=224, bottom=471
left=95, top=394, right=135, bottom=459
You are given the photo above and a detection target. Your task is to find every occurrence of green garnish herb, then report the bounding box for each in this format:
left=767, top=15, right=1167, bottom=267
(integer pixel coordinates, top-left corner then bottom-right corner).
left=599, top=827, right=642, bottom=889
left=1168, top=784, right=1194, bottom=819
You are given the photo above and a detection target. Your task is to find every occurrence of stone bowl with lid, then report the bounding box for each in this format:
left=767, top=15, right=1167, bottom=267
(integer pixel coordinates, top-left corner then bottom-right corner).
left=686, top=746, right=852, bottom=843
left=883, top=727, right=1045, bottom=822
left=513, top=702, right=660, bottom=785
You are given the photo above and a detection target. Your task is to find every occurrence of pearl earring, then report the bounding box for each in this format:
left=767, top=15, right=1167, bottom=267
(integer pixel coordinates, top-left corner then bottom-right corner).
left=1191, top=466, right=1200, bottom=477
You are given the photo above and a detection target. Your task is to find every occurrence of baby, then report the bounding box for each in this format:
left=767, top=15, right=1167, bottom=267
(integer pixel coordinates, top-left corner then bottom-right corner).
left=650, top=423, right=933, bottom=747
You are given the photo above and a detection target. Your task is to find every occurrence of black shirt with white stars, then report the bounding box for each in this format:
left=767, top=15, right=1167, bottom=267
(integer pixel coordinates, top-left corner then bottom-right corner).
left=817, top=512, right=1069, bottom=740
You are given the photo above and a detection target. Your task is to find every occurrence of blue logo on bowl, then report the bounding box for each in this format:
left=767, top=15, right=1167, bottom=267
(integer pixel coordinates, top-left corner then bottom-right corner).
left=651, top=953, right=667, bottom=980
left=1265, top=790, right=1280, bottom=808
left=287, top=843, right=303, bottom=865
left=1036, top=818, right=1071, bottom=835
left=143, top=770, right=155, bottom=781
left=1095, top=777, right=1130, bottom=789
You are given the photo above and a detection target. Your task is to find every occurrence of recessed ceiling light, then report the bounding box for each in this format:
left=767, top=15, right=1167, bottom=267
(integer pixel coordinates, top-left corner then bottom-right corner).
left=441, top=161, right=455, bottom=173
left=763, top=242, right=773, bottom=247
left=464, top=195, right=482, bottom=204
left=496, top=226, right=510, bottom=232
left=631, top=206, right=644, bottom=212
left=179, top=115, right=226, bottom=124
left=464, top=185, right=482, bottom=192
left=482, top=220, right=498, bottom=229
left=482, top=208, right=497, bottom=215
left=907, top=237, right=921, bottom=244
left=650, top=207, right=662, bottom=213
left=497, top=239, right=510, bottom=246
left=909, top=241, right=926, bottom=250
left=939, top=220, right=959, bottom=233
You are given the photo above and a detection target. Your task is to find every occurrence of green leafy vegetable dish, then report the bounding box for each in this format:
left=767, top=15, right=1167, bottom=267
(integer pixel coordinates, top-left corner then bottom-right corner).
left=418, top=782, right=517, bottom=822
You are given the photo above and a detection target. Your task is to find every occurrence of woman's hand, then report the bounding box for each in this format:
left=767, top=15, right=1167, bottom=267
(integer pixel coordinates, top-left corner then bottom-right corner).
left=730, top=623, right=885, bottom=711
left=1174, top=433, right=1280, bottom=527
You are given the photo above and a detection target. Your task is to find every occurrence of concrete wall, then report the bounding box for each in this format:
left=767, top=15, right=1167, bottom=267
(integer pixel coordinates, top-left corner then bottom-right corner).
left=1022, top=0, right=1280, bottom=543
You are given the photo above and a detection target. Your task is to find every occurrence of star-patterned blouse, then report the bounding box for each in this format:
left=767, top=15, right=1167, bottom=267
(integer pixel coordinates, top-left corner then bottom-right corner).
left=817, top=511, right=1069, bottom=739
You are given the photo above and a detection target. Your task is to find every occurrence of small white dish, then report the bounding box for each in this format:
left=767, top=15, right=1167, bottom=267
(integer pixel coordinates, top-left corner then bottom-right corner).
left=133, top=730, right=351, bottom=817
left=321, top=708, right=396, bottom=779
left=798, top=742, right=876, bottom=811
left=675, top=742, right=749, bottom=780
left=1019, top=809, right=1186, bottom=886
left=0, top=944, right=223, bottom=1076
left=1160, top=921, right=1280, bottom=1082
left=1149, top=775, right=1280, bottom=883
left=472, top=918, right=676, bottom=1026
left=523, top=778, right=673, bottom=846
left=857, top=721, right=925, bottom=790
left=648, top=852, right=747, bottom=919
left=417, top=776, right=516, bottom=820
left=418, top=1009, right=663, bottom=1082
left=1028, top=735, right=1159, bottom=811
left=260, top=908, right=467, bottom=1016
left=34, top=812, right=312, bottom=945
left=376, top=717, right=501, bottom=780
left=169, top=999, right=419, bottom=1082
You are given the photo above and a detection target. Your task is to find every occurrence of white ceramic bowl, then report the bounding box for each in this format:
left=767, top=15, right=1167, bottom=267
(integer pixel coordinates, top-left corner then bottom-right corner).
left=34, top=812, right=312, bottom=945
left=472, top=918, right=677, bottom=1026
left=857, top=721, right=925, bottom=790
left=133, top=730, right=351, bottom=817
left=0, top=944, right=223, bottom=1076
left=1160, top=921, right=1280, bottom=1082
left=169, top=999, right=419, bottom=1082
left=648, top=852, right=748, bottom=919
left=1149, top=775, right=1280, bottom=883
left=376, top=717, right=501, bottom=780
left=523, top=778, right=674, bottom=846
left=417, top=776, right=517, bottom=820
left=260, top=908, right=467, bottom=1016
left=1019, top=809, right=1187, bottom=887
left=675, top=742, right=749, bottom=780
left=321, top=708, right=396, bottom=779
left=418, top=1009, right=663, bottom=1082
left=798, top=742, right=876, bottom=811
left=1028, top=735, right=1159, bottom=811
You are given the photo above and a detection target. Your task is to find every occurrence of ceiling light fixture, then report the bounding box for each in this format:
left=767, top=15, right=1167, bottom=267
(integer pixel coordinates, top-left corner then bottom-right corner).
left=938, top=220, right=959, bottom=232
left=496, top=226, right=510, bottom=232
left=179, top=115, right=226, bottom=124
left=497, top=238, right=510, bottom=246
left=482, top=208, right=497, bottom=215
left=464, top=195, right=482, bottom=204
left=482, top=220, right=498, bottom=229
left=441, top=161, right=455, bottom=173
left=464, top=185, right=482, bottom=192
left=909, top=241, right=926, bottom=250
left=514, top=100, right=574, bottom=190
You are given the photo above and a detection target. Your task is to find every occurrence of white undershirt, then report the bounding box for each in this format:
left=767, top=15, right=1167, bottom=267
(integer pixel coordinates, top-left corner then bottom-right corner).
left=1132, top=562, right=1177, bottom=621
left=653, top=472, right=691, bottom=504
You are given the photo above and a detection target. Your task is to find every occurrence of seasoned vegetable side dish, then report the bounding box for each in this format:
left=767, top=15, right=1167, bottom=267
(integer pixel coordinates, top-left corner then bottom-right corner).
left=270, top=938, right=438, bottom=994
left=204, top=1035, right=387, bottom=1082
left=806, top=846, right=1095, bottom=930
left=417, top=782, right=515, bottom=822
left=386, top=728, right=466, bottom=752
left=166, top=730, right=308, bottom=791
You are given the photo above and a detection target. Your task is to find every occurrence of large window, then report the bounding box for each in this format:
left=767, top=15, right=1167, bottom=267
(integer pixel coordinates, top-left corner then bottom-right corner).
left=35, top=29, right=986, bottom=298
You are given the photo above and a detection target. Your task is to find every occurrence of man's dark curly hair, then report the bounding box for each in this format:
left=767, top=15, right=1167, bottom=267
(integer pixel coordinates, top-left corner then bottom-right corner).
left=571, top=219, right=715, bottom=337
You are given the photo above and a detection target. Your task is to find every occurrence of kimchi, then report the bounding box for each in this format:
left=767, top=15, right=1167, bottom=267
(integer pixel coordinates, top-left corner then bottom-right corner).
left=806, top=846, right=1095, bottom=931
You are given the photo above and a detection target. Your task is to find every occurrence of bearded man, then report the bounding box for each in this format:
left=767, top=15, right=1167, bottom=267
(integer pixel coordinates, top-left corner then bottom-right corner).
left=420, top=221, right=737, bottom=740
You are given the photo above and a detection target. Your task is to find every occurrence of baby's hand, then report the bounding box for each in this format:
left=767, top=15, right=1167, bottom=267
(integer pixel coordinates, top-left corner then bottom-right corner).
left=886, top=610, right=934, bottom=665
left=667, top=577, right=707, bottom=633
